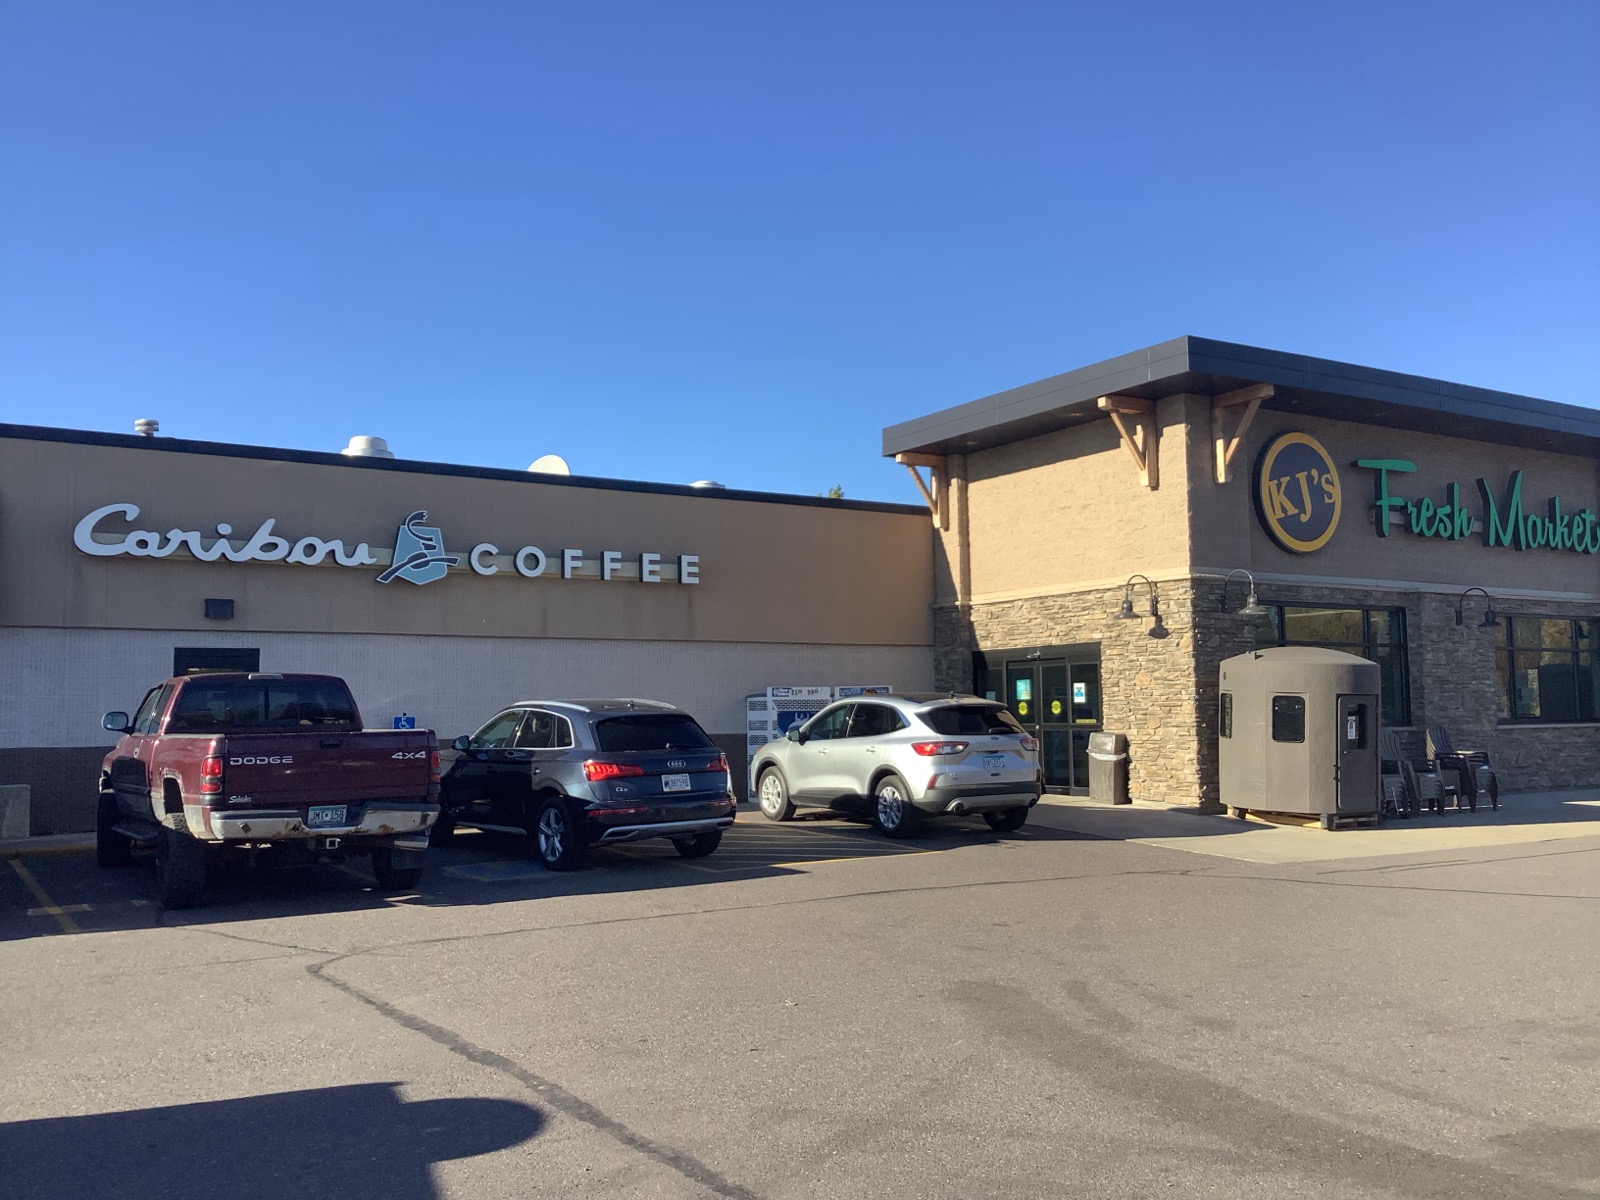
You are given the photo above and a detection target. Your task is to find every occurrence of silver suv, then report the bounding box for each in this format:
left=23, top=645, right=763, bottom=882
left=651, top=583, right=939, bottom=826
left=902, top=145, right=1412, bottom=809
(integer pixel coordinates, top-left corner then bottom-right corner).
left=750, top=694, right=1041, bottom=837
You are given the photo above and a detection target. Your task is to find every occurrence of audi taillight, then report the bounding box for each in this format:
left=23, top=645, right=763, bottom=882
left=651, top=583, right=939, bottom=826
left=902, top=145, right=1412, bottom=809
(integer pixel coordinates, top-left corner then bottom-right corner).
left=707, top=752, right=728, bottom=772
left=911, top=741, right=968, bottom=756
left=583, top=760, right=647, bottom=782
left=1020, top=736, right=1039, bottom=752
left=200, top=755, right=223, bottom=795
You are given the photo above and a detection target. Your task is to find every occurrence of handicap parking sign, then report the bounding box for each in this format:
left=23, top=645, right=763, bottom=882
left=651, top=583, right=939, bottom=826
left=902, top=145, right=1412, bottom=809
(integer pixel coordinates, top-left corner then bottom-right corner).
left=392, top=714, right=416, bottom=730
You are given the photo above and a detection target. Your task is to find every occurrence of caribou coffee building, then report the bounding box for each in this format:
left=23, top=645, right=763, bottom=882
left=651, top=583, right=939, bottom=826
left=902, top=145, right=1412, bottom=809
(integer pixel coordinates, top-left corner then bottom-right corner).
left=0, top=428, right=934, bottom=834
left=2, top=337, right=1597, bottom=834
left=885, top=337, right=1600, bottom=808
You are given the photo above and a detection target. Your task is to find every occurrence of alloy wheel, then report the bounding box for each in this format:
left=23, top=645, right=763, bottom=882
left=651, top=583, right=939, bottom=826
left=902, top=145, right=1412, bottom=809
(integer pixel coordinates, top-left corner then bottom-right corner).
left=759, top=774, right=783, bottom=816
left=876, top=784, right=905, bottom=828
left=538, top=806, right=566, bottom=861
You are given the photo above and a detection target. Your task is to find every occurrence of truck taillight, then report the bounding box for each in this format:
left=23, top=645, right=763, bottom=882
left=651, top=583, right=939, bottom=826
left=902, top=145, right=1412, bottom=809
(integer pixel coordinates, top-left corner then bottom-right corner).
left=583, top=760, right=646, bottom=782
left=200, top=755, right=223, bottom=795
left=430, top=750, right=441, bottom=783
left=911, top=741, right=969, bottom=756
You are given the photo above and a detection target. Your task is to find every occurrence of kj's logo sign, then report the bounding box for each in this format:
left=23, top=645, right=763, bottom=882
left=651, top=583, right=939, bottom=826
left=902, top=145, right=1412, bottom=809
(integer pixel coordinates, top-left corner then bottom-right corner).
left=1255, top=432, right=1342, bottom=554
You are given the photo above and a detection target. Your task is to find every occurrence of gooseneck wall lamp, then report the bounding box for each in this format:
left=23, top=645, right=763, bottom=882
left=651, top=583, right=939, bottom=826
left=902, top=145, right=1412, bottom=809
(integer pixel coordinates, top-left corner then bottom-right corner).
left=1218, top=569, right=1267, bottom=617
left=1455, top=587, right=1500, bottom=629
left=1115, top=574, right=1167, bottom=637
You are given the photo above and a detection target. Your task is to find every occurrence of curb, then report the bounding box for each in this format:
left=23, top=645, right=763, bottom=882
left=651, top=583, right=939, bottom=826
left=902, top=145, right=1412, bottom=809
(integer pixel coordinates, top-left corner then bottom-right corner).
left=0, top=834, right=96, bottom=859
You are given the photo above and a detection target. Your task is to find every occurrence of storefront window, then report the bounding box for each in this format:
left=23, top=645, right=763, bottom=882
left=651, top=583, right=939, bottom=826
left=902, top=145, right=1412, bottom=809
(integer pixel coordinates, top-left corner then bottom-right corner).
left=1254, top=605, right=1411, bottom=726
left=1495, top=617, right=1598, bottom=723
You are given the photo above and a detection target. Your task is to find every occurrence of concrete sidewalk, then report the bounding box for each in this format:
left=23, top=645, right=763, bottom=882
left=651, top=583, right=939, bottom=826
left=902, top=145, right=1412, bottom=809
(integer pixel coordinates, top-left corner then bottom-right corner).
left=1026, top=788, right=1600, bottom=864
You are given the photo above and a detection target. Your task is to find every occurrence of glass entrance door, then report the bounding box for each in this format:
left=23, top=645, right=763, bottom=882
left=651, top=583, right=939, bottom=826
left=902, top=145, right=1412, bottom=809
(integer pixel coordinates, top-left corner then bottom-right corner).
left=1003, top=657, right=1101, bottom=793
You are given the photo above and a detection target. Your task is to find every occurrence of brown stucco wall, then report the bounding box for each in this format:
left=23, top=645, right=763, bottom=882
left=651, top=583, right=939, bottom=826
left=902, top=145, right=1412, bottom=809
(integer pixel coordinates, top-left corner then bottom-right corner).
left=0, top=435, right=933, bottom=647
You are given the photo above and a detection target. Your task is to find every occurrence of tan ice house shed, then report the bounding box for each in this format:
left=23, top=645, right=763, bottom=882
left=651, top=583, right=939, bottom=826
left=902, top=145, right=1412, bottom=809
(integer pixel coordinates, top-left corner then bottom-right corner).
left=1217, top=647, right=1382, bottom=828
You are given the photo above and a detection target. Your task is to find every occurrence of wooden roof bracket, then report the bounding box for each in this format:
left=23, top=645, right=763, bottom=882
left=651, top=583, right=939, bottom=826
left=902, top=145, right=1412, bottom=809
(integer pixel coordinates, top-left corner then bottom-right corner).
left=1097, top=395, right=1159, bottom=489
left=1211, top=383, right=1274, bottom=484
left=895, top=452, right=949, bottom=530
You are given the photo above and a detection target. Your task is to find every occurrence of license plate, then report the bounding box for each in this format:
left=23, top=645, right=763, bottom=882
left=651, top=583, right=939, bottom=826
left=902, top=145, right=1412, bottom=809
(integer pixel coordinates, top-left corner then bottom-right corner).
left=662, top=773, right=691, bottom=792
left=307, top=805, right=347, bottom=828
left=982, top=755, right=1006, bottom=769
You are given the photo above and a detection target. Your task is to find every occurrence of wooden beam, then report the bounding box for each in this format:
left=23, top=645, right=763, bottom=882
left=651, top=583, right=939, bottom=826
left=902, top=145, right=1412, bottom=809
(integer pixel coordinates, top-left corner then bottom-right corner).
left=1211, top=384, right=1273, bottom=483
left=1097, top=395, right=1159, bottom=489
left=895, top=453, right=949, bottom=530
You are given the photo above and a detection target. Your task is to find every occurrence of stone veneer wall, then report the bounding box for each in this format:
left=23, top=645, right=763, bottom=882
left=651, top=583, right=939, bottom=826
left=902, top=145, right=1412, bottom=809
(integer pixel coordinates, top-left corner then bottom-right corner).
left=935, top=581, right=1234, bottom=810
left=938, top=579, right=1600, bottom=807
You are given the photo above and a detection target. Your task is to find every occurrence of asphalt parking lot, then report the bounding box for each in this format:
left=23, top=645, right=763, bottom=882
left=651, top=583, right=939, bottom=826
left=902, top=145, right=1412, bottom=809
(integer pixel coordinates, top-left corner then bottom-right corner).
left=3, top=799, right=1598, bottom=1199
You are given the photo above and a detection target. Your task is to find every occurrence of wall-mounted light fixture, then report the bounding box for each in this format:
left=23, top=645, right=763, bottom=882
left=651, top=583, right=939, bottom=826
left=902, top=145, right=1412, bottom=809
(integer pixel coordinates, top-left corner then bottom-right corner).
left=1115, top=575, right=1167, bottom=637
left=1454, top=587, right=1498, bottom=629
left=1218, top=569, right=1267, bottom=617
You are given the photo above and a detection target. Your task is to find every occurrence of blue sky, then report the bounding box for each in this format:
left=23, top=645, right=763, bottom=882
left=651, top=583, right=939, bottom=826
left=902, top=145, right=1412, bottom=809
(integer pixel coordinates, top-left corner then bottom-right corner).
left=2, top=1, right=1596, bottom=503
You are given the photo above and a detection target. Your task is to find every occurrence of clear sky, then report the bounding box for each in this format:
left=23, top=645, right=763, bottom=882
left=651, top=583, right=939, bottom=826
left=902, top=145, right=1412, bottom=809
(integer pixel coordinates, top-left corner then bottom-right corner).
left=2, top=1, right=1596, bottom=504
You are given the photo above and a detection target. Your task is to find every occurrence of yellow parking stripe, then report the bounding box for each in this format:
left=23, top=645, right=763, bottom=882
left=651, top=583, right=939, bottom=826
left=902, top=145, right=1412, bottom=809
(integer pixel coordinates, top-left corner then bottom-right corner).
left=8, top=859, right=81, bottom=934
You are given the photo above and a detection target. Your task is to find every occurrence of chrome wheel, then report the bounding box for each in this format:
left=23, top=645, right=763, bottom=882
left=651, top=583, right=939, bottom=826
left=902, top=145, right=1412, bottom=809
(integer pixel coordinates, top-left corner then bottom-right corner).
left=537, top=806, right=567, bottom=862
left=876, top=784, right=906, bottom=828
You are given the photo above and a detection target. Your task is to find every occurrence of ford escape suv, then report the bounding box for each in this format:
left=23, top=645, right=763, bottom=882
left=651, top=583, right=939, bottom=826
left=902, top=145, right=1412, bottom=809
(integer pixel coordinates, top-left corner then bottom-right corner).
left=750, top=693, right=1041, bottom=837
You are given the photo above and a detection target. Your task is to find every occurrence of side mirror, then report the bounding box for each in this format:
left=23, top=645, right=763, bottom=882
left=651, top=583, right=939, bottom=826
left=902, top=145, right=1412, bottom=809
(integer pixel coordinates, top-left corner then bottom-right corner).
left=103, top=712, right=131, bottom=734
left=451, top=735, right=472, bottom=752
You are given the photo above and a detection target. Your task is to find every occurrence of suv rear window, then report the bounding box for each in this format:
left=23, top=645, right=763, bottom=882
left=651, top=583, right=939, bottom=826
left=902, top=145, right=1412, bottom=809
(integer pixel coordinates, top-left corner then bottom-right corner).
left=593, top=714, right=714, bottom=752
left=920, top=704, right=1025, bottom=736
left=167, top=681, right=357, bottom=732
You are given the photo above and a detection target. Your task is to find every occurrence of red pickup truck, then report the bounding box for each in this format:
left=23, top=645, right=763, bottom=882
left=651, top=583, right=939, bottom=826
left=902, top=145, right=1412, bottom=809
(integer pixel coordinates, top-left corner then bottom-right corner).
left=98, top=672, right=440, bottom=908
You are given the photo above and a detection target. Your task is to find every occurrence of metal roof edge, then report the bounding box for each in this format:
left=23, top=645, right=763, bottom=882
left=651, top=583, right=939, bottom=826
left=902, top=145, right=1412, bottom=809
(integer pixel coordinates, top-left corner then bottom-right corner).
left=0, top=422, right=927, bottom=517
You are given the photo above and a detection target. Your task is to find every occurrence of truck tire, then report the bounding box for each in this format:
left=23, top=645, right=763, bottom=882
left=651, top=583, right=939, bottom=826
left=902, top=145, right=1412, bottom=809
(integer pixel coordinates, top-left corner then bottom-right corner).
left=370, top=846, right=425, bottom=891
left=96, top=792, right=132, bottom=867
left=155, top=817, right=207, bottom=909
left=429, top=814, right=456, bottom=847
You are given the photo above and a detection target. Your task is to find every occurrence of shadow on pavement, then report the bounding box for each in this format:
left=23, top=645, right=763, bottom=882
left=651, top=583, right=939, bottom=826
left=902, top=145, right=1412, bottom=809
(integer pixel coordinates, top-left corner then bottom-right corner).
left=0, top=810, right=1087, bottom=941
left=0, top=1082, right=543, bottom=1200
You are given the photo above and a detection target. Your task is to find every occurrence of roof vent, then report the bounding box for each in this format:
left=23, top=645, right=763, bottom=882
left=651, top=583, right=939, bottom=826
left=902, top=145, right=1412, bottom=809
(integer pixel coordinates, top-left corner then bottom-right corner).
left=528, top=454, right=572, bottom=475
left=134, top=418, right=159, bottom=437
left=690, top=480, right=726, bottom=489
left=342, top=436, right=395, bottom=459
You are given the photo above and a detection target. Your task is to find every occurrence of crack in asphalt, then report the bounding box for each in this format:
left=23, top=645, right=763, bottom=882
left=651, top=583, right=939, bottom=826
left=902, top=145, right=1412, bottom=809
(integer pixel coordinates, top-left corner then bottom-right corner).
left=305, top=954, right=764, bottom=1200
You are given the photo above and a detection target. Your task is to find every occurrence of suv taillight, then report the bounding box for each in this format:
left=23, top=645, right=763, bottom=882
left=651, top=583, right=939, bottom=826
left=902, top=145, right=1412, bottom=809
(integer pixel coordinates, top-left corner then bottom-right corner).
left=583, top=760, right=647, bottom=782
left=707, top=752, right=728, bottom=772
left=1019, top=736, right=1039, bottom=752
left=200, top=755, right=223, bottom=795
left=911, top=741, right=969, bottom=756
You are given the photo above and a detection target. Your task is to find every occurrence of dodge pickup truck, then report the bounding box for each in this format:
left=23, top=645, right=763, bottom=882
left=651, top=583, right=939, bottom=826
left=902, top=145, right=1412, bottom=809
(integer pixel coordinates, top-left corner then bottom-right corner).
left=98, top=672, right=440, bottom=908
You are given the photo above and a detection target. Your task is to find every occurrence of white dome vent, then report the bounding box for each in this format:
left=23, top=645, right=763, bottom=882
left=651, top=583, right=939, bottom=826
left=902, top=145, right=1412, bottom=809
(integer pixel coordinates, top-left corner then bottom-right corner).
left=342, top=436, right=395, bottom=459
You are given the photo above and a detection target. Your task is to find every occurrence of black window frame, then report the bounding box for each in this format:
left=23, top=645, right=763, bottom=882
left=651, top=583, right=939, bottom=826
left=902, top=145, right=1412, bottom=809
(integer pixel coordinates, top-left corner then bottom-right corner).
left=1271, top=695, right=1306, bottom=743
left=1219, top=692, right=1233, bottom=740
left=1256, top=604, right=1411, bottom=727
left=1494, top=615, right=1598, bottom=724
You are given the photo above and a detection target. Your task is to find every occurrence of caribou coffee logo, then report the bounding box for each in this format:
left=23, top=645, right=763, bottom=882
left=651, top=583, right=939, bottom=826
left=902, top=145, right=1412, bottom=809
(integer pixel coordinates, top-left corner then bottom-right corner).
left=1255, top=432, right=1342, bottom=554
left=376, top=511, right=460, bottom=586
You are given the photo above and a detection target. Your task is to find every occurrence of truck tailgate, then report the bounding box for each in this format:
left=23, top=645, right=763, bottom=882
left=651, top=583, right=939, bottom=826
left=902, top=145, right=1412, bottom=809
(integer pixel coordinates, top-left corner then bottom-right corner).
left=218, top=730, right=434, bottom=808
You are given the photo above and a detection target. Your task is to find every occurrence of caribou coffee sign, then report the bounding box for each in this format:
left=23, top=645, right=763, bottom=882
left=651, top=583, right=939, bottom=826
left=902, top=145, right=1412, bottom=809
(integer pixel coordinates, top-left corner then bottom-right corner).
left=1254, top=432, right=1343, bottom=554
left=72, top=503, right=703, bottom=585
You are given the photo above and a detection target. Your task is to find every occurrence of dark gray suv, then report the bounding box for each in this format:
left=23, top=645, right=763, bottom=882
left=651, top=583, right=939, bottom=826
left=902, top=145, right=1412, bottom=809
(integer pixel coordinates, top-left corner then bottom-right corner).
left=435, top=699, right=735, bottom=868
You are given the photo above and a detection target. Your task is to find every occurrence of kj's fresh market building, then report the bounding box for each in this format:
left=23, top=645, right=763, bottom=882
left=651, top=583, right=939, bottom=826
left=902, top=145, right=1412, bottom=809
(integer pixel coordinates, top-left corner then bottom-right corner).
left=2, top=337, right=1596, bottom=834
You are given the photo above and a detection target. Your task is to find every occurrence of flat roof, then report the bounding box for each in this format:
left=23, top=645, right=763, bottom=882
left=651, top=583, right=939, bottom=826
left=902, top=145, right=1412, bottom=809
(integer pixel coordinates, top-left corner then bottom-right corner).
left=882, top=336, right=1600, bottom=459
left=0, top=422, right=925, bottom=517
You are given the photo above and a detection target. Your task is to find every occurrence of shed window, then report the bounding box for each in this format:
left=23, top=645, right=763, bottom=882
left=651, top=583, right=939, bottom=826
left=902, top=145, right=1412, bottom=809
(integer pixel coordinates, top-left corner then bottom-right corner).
left=1219, top=693, right=1233, bottom=739
left=1271, top=695, right=1306, bottom=743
